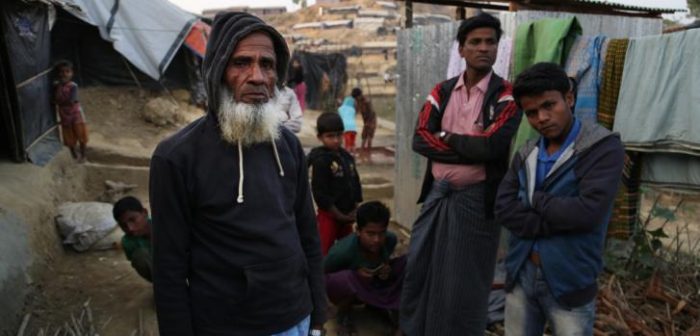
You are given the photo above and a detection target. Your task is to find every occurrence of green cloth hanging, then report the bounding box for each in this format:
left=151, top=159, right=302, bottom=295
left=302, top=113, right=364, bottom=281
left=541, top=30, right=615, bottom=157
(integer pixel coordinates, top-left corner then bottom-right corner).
left=510, top=17, right=583, bottom=155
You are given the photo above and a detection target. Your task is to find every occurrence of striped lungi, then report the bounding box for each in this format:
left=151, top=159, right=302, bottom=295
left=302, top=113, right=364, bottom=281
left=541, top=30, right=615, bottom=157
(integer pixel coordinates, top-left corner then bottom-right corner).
left=400, top=180, right=500, bottom=336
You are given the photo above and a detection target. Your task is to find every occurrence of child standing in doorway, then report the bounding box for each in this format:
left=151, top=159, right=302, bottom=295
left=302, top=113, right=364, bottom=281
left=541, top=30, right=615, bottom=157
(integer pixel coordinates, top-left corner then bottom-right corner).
left=53, top=60, right=88, bottom=162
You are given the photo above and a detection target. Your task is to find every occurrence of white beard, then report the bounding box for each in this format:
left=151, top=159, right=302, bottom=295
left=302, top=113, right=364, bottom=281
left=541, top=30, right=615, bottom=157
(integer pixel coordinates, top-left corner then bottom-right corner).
left=217, top=88, right=282, bottom=146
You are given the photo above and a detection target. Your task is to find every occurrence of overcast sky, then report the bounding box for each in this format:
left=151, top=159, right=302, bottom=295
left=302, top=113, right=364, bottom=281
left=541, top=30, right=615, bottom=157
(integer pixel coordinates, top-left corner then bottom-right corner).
left=167, top=0, right=692, bottom=21
left=169, top=0, right=311, bottom=13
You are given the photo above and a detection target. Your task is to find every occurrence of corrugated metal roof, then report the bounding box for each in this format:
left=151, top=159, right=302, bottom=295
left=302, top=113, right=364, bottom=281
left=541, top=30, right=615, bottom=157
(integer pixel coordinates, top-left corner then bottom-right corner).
left=570, top=0, right=686, bottom=13
left=401, top=0, right=686, bottom=14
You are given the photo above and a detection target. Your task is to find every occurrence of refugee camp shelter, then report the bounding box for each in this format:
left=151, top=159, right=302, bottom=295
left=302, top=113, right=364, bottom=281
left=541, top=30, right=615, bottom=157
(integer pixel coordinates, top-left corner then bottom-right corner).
left=397, top=0, right=684, bottom=27
left=290, top=50, right=348, bottom=112
left=0, top=0, right=208, bottom=165
left=392, top=0, right=687, bottom=227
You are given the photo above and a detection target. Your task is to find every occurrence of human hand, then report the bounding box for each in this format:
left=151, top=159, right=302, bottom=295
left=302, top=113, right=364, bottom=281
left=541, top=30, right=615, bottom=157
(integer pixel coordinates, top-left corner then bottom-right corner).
left=330, top=206, right=356, bottom=224
left=356, top=267, right=374, bottom=279
left=377, top=264, right=391, bottom=280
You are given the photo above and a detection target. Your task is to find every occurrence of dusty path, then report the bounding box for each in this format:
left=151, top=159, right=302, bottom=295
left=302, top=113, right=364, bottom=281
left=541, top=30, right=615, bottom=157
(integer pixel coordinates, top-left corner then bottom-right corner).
left=26, top=249, right=157, bottom=335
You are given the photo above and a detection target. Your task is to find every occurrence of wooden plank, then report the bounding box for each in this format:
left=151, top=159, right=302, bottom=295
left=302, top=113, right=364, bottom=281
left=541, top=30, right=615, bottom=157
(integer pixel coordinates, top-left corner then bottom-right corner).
left=405, top=0, right=413, bottom=28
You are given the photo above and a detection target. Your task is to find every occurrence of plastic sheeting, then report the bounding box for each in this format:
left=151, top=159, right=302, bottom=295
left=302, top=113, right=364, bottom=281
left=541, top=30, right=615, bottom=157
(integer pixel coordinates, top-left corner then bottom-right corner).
left=57, top=0, right=196, bottom=80
left=291, top=51, right=348, bottom=111
left=55, top=202, right=120, bottom=252
left=1, top=0, right=61, bottom=164
left=0, top=30, right=24, bottom=162
left=184, top=21, right=210, bottom=58
left=641, top=153, right=700, bottom=191
left=51, top=8, right=192, bottom=88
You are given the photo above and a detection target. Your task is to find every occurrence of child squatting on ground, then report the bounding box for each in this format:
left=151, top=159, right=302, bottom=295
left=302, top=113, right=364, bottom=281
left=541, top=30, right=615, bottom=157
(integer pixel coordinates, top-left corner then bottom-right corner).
left=308, top=112, right=363, bottom=255
left=112, top=196, right=153, bottom=282
left=53, top=60, right=88, bottom=162
left=324, top=201, right=406, bottom=336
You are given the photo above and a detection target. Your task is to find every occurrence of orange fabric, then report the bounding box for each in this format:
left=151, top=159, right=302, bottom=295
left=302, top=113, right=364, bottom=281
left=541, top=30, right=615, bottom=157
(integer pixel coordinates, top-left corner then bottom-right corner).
left=62, top=123, right=88, bottom=147
left=184, top=21, right=210, bottom=57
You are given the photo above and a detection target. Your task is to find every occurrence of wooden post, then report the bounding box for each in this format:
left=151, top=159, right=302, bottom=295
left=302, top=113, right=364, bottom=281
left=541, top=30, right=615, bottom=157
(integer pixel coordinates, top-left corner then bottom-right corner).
left=509, top=1, right=519, bottom=11
left=456, top=6, right=466, bottom=20
left=466, top=8, right=482, bottom=18
left=405, top=0, right=413, bottom=28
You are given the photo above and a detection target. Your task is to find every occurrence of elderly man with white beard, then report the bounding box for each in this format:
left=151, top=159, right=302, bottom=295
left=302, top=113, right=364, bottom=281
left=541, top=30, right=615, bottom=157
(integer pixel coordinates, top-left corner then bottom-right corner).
left=149, top=13, right=326, bottom=336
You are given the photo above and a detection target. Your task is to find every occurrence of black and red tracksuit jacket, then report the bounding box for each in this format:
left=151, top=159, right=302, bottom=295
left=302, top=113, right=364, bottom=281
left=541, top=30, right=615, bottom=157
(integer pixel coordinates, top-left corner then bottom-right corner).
left=412, top=72, right=522, bottom=219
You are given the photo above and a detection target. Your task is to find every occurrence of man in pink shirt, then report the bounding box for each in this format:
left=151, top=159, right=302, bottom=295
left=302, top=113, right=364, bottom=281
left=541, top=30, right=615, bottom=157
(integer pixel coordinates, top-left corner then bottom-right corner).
left=400, top=13, right=521, bottom=335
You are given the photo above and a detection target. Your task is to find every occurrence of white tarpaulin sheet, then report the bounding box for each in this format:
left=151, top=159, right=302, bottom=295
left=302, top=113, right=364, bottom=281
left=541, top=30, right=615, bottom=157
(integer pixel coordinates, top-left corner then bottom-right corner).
left=59, top=0, right=196, bottom=80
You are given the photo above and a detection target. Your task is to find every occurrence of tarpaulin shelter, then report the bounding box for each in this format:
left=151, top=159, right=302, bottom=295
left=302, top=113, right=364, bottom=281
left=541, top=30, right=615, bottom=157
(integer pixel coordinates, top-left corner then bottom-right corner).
left=51, top=0, right=208, bottom=88
left=0, top=0, right=209, bottom=164
left=291, top=51, right=348, bottom=111
left=1, top=0, right=61, bottom=164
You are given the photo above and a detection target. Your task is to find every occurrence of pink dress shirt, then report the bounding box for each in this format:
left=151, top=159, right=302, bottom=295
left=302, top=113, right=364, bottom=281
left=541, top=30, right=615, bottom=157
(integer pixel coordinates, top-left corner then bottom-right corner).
left=431, top=71, right=491, bottom=187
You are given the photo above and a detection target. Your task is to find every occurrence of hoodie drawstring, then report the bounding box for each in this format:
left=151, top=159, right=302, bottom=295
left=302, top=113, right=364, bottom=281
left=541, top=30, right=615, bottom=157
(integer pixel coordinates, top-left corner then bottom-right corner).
left=270, top=131, right=285, bottom=177
left=236, top=136, right=285, bottom=204
left=236, top=142, right=244, bottom=203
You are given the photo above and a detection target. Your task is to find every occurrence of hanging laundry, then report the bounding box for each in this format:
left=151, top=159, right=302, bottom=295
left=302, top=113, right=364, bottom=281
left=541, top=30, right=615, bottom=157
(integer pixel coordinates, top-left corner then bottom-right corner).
left=597, top=39, right=629, bottom=129
left=510, top=17, right=582, bottom=155
left=564, top=35, right=608, bottom=124
left=641, top=153, right=700, bottom=191
left=613, top=29, right=700, bottom=156
left=596, top=38, right=640, bottom=238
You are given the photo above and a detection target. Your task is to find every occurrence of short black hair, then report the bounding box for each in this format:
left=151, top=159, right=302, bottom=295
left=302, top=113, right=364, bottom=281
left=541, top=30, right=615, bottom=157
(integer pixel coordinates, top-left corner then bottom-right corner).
left=351, top=87, right=362, bottom=98
left=54, top=59, right=73, bottom=70
left=456, top=13, right=502, bottom=46
left=316, top=112, right=344, bottom=135
left=356, top=201, right=390, bottom=229
left=113, top=196, right=145, bottom=221
left=513, top=62, right=573, bottom=108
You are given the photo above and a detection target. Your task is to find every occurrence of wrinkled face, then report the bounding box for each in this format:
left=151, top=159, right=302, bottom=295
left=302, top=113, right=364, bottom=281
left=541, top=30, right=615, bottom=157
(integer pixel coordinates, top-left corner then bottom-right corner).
left=318, top=131, right=342, bottom=151
left=117, top=209, right=149, bottom=237
left=520, top=90, right=575, bottom=142
left=224, top=32, right=277, bottom=104
left=459, top=27, right=498, bottom=73
left=357, top=222, right=388, bottom=254
left=58, top=66, right=73, bottom=83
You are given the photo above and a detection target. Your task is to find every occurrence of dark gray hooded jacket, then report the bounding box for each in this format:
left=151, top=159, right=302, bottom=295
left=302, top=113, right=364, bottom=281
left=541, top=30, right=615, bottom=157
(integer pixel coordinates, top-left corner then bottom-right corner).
left=149, top=12, right=325, bottom=335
